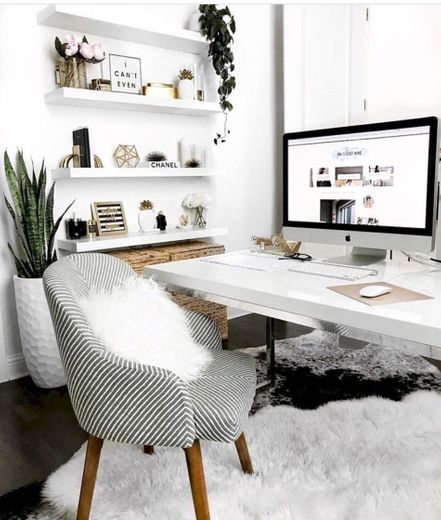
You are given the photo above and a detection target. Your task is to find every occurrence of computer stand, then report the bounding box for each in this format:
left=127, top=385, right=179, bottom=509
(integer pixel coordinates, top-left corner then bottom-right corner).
left=325, top=247, right=387, bottom=266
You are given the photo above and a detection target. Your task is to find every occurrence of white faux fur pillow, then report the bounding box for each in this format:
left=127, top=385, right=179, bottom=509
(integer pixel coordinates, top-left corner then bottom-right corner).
left=78, top=277, right=211, bottom=381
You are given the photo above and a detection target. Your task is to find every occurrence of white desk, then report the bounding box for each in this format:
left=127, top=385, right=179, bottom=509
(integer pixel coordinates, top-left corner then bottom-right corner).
left=144, top=252, right=441, bottom=359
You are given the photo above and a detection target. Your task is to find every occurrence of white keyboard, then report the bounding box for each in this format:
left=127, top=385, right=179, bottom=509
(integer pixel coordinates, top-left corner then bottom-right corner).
left=288, top=261, right=377, bottom=281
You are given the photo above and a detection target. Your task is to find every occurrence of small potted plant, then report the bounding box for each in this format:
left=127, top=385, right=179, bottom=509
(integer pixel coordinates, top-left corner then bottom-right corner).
left=138, top=199, right=156, bottom=232
left=3, top=151, right=74, bottom=388
left=177, top=68, right=195, bottom=100
left=54, top=34, right=105, bottom=89
left=146, top=151, right=172, bottom=169
left=182, top=192, right=213, bottom=228
left=185, top=158, right=201, bottom=168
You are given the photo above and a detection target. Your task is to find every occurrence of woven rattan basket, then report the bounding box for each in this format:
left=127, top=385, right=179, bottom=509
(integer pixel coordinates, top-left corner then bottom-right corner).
left=108, top=241, right=228, bottom=339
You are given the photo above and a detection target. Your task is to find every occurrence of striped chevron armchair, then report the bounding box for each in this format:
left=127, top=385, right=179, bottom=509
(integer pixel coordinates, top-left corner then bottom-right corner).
left=43, top=253, right=256, bottom=520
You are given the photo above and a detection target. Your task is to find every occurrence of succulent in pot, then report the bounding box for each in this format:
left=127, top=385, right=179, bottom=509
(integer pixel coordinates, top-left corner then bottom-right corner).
left=138, top=199, right=156, bottom=232
left=3, top=150, right=74, bottom=388
left=177, top=68, right=195, bottom=100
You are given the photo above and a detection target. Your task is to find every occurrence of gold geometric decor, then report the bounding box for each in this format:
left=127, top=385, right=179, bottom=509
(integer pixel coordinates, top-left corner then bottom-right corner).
left=113, top=144, right=140, bottom=168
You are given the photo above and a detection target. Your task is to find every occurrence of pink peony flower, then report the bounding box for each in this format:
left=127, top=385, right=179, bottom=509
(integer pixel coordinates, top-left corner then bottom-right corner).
left=65, top=35, right=81, bottom=45
left=92, top=44, right=104, bottom=61
left=64, top=43, right=79, bottom=57
left=79, top=42, right=94, bottom=60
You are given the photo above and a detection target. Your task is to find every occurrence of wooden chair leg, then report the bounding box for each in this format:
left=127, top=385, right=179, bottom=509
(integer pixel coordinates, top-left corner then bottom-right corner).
left=184, top=440, right=211, bottom=520
left=76, top=435, right=103, bottom=520
left=235, top=433, right=254, bottom=475
left=143, top=445, right=154, bottom=455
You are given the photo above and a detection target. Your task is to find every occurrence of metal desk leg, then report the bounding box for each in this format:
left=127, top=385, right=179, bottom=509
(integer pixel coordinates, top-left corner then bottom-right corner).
left=257, top=317, right=276, bottom=390
left=266, top=317, right=276, bottom=383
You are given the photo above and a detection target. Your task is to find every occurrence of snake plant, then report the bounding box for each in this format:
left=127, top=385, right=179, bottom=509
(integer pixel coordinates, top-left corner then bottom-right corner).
left=3, top=150, right=74, bottom=278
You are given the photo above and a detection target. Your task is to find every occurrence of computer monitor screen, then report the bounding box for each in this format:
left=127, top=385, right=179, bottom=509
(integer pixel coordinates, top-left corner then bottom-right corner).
left=283, top=117, right=438, bottom=252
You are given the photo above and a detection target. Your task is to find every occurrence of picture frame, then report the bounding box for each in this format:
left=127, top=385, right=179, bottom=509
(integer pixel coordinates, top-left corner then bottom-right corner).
left=92, top=201, right=128, bottom=236
left=109, top=53, right=142, bottom=94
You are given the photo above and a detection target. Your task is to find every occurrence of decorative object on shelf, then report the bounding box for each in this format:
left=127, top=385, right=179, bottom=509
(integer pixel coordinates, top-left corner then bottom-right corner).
left=91, top=78, right=111, bottom=91
left=185, top=158, right=201, bottom=168
left=3, top=150, right=74, bottom=388
left=65, top=214, right=88, bottom=239
left=199, top=5, right=236, bottom=144
left=59, top=150, right=103, bottom=168
left=177, top=68, right=194, bottom=100
left=114, top=144, right=140, bottom=168
left=147, top=150, right=167, bottom=162
left=87, top=219, right=98, bottom=239
left=203, top=148, right=213, bottom=168
left=156, top=211, right=167, bottom=231
left=146, top=150, right=180, bottom=169
left=109, top=53, right=142, bottom=94
left=54, top=34, right=105, bottom=89
left=72, top=127, right=91, bottom=167
left=92, top=201, right=128, bottom=236
left=179, top=138, right=191, bottom=164
left=188, top=11, right=201, bottom=32
left=182, top=192, right=213, bottom=228
left=138, top=199, right=156, bottom=233
left=142, top=83, right=177, bottom=99
left=178, top=213, right=191, bottom=228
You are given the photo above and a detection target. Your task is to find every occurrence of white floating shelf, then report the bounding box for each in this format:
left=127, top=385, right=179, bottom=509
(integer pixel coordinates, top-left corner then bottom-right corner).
left=52, top=167, right=218, bottom=180
left=45, top=88, right=221, bottom=116
left=57, top=227, right=228, bottom=253
left=37, top=5, right=208, bottom=55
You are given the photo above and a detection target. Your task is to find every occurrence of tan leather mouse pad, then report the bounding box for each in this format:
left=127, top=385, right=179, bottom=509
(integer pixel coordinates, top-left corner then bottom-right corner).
left=328, top=282, right=433, bottom=306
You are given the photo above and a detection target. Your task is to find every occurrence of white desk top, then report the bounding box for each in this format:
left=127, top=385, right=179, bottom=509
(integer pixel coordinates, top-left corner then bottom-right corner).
left=144, top=252, right=441, bottom=348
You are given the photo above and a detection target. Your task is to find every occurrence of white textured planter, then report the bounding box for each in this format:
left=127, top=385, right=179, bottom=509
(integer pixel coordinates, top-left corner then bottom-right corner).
left=13, top=276, right=65, bottom=388
left=138, top=210, right=156, bottom=232
left=178, top=79, right=194, bottom=100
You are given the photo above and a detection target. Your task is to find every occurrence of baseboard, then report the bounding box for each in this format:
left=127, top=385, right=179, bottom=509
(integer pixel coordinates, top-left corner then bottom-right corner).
left=227, top=307, right=251, bottom=320
left=7, top=353, right=28, bottom=381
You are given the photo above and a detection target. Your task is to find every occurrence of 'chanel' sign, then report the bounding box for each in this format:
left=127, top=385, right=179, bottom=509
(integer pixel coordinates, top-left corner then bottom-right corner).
left=109, top=54, right=142, bottom=94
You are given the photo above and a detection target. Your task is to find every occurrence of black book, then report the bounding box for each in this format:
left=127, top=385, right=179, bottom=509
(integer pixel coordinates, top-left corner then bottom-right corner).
left=73, top=127, right=91, bottom=167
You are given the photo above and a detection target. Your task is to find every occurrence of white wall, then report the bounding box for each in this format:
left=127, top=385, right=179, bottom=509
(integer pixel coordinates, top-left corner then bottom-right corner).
left=283, top=4, right=367, bottom=258
left=283, top=4, right=441, bottom=259
left=0, top=4, right=283, bottom=381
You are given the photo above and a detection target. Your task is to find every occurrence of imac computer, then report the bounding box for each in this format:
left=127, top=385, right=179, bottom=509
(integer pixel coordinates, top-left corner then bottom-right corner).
left=283, top=117, right=439, bottom=265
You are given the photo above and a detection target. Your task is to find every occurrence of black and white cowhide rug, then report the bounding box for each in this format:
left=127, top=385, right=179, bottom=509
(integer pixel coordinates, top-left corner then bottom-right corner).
left=2, top=330, right=441, bottom=520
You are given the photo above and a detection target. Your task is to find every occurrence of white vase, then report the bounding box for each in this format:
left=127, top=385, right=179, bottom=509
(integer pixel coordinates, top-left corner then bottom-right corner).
left=188, top=12, right=201, bottom=32
left=178, top=79, right=194, bottom=100
left=13, top=276, right=65, bottom=388
left=138, top=209, right=156, bottom=232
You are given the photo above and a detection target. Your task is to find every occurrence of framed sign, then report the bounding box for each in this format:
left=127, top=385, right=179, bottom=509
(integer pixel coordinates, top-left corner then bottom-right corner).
left=92, top=201, right=128, bottom=236
left=109, top=54, right=142, bottom=94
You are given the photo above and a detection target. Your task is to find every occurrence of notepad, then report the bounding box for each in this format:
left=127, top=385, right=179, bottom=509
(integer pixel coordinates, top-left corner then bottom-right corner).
left=201, top=253, right=292, bottom=272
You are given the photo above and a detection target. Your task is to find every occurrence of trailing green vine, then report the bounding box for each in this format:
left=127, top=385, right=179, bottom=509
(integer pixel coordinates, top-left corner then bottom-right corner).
left=199, top=5, right=236, bottom=145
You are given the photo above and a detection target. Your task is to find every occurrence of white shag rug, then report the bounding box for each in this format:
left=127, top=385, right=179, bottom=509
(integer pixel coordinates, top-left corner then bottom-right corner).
left=37, top=391, right=441, bottom=520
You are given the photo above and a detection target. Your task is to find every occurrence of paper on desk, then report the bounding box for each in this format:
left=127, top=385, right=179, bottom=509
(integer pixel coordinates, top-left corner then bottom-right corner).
left=328, top=282, right=433, bottom=306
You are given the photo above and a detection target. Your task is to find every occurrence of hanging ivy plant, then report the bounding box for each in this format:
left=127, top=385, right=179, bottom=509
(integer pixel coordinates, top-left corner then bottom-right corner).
left=199, top=4, right=236, bottom=145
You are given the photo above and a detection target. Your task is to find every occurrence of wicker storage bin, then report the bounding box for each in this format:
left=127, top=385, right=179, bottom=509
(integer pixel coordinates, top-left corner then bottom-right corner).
left=108, top=241, right=228, bottom=339
left=150, top=241, right=225, bottom=261
left=108, top=248, right=170, bottom=275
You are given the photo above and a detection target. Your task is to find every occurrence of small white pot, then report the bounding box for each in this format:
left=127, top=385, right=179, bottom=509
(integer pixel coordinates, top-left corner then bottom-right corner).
left=138, top=209, right=156, bottom=232
left=13, top=276, right=65, bottom=388
left=178, top=79, right=194, bottom=100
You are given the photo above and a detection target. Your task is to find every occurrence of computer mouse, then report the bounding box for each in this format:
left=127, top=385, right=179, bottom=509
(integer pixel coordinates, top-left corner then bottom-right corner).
left=359, top=285, right=392, bottom=298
